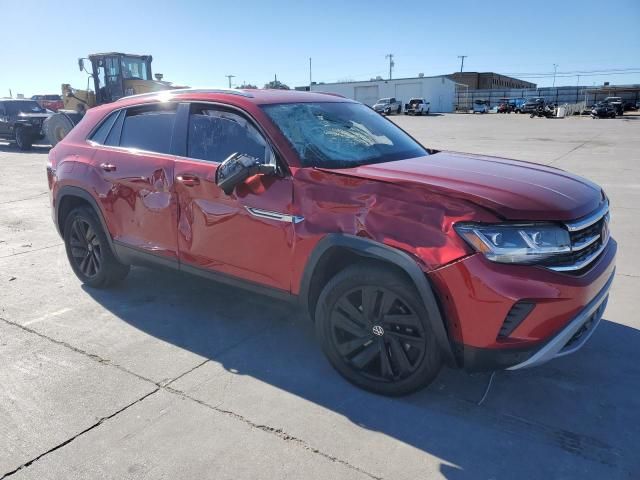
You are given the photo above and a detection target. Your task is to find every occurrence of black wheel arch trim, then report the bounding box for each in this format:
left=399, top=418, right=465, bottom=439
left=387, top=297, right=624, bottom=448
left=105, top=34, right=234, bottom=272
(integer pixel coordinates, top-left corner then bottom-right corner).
left=299, top=234, right=455, bottom=364
left=55, top=185, right=122, bottom=262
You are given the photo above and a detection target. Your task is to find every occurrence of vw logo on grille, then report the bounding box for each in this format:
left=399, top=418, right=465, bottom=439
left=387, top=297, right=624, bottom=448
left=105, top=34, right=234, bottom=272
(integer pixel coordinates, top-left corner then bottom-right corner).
left=372, top=325, right=385, bottom=336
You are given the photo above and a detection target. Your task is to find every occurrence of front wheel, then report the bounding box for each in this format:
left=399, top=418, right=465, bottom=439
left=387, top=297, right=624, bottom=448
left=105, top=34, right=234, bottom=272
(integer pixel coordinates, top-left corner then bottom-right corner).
left=315, top=264, right=442, bottom=396
left=63, top=207, right=130, bottom=288
left=14, top=127, right=33, bottom=151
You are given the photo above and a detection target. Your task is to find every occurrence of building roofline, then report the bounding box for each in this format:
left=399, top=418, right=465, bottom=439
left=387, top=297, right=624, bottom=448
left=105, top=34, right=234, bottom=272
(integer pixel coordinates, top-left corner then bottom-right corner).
left=309, top=74, right=452, bottom=86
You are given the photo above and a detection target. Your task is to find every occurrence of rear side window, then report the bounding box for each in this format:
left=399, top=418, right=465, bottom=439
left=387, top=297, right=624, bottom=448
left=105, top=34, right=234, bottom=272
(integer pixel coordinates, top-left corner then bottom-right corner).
left=89, top=111, right=120, bottom=145
left=187, top=106, right=267, bottom=163
left=119, top=104, right=177, bottom=154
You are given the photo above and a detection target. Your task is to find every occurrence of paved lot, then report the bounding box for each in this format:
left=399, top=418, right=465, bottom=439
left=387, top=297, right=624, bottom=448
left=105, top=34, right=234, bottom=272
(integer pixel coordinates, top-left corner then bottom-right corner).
left=1, top=113, right=639, bottom=479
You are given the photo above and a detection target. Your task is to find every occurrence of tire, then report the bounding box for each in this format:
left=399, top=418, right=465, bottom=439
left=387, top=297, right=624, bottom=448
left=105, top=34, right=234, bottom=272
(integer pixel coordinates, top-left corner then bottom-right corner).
left=397, top=106, right=401, bottom=114
left=44, top=113, right=75, bottom=147
left=315, top=263, right=442, bottom=396
left=63, top=206, right=130, bottom=288
left=14, top=127, right=33, bottom=151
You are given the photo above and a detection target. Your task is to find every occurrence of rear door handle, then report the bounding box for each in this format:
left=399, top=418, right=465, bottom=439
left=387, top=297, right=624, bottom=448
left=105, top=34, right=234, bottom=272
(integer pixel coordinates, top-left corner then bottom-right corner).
left=100, top=163, right=116, bottom=172
left=176, top=174, right=200, bottom=187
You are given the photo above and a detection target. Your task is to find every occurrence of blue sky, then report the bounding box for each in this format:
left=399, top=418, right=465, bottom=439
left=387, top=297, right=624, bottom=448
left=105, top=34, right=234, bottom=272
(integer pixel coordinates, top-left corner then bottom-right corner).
left=1, top=0, right=639, bottom=97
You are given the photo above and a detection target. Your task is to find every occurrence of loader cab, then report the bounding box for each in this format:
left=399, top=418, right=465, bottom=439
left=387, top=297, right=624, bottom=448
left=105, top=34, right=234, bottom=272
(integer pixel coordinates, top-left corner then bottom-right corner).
left=84, top=53, right=153, bottom=105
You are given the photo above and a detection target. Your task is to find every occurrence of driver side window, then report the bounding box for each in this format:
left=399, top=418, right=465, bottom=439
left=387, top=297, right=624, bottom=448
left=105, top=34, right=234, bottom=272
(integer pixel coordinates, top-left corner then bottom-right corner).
left=186, top=105, right=272, bottom=164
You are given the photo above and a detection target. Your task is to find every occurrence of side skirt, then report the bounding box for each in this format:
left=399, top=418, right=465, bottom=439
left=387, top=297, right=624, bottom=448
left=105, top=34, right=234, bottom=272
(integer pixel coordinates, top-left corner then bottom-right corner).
left=113, top=241, right=297, bottom=304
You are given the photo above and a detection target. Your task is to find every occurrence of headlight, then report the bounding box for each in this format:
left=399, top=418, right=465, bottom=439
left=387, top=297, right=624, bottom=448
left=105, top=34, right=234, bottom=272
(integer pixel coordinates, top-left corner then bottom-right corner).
left=455, top=223, right=570, bottom=264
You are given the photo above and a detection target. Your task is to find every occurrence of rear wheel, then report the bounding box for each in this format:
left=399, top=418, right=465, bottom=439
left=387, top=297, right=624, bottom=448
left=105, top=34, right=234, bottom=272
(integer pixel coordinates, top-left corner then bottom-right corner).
left=315, top=264, right=441, bottom=396
left=63, top=207, right=129, bottom=288
left=14, top=127, right=33, bottom=151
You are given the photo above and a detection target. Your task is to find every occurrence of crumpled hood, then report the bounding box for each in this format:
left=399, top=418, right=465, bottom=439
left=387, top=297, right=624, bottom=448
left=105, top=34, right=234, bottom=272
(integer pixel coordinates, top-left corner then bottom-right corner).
left=326, top=151, right=604, bottom=221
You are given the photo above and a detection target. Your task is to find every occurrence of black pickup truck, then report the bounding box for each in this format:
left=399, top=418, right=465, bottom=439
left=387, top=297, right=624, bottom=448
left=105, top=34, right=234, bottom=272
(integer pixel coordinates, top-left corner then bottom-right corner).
left=0, top=99, right=51, bottom=150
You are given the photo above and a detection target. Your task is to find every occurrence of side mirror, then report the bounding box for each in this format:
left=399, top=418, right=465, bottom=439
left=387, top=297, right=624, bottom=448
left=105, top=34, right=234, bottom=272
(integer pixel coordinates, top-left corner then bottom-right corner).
left=78, top=58, right=84, bottom=72
left=215, top=153, right=276, bottom=195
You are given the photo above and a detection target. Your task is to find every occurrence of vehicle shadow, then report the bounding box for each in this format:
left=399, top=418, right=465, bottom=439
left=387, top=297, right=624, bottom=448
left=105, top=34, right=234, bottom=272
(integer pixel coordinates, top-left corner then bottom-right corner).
left=0, top=142, right=51, bottom=153
left=83, top=265, right=640, bottom=478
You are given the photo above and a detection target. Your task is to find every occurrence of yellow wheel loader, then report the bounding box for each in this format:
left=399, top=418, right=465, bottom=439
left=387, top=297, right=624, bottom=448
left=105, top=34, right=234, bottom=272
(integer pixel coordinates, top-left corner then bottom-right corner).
left=45, top=52, right=184, bottom=146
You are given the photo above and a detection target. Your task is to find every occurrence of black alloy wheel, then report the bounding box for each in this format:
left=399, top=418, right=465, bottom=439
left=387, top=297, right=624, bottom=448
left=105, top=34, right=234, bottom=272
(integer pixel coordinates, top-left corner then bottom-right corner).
left=329, top=285, right=426, bottom=383
left=68, top=217, right=102, bottom=279
left=63, top=206, right=129, bottom=288
left=316, top=264, right=441, bottom=396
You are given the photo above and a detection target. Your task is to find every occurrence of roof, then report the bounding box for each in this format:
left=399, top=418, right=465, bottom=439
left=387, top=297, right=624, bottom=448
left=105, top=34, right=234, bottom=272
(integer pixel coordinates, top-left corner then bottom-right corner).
left=113, top=88, right=354, bottom=107
left=88, top=52, right=151, bottom=59
left=309, top=74, right=452, bottom=87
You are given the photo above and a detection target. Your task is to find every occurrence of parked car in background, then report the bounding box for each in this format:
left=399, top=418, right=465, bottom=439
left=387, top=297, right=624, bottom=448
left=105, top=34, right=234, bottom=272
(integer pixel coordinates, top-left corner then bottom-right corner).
left=602, top=97, right=624, bottom=116
left=404, top=98, right=430, bottom=115
left=46, top=89, right=616, bottom=395
left=31, top=94, right=64, bottom=112
left=591, top=102, right=617, bottom=119
left=0, top=99, right=51, bottom=150
left=496, top=98, right=516, bottom=114
left=472, top=99, right=490, bottom=113
left=521, top=97, right=545, bottom=114
left=373, top=97, right=402, bottom=115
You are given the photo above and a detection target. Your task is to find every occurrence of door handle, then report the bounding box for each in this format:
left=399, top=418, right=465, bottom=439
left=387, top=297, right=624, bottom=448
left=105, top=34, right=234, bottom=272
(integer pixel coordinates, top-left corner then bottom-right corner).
left=100, top=163, right=116, bottom=172
left=176, top=174, right=200, bottom=187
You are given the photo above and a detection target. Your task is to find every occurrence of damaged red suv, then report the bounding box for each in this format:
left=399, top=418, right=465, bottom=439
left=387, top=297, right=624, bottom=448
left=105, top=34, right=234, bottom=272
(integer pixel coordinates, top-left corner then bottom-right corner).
left=47, top=89, right=616, bottom=395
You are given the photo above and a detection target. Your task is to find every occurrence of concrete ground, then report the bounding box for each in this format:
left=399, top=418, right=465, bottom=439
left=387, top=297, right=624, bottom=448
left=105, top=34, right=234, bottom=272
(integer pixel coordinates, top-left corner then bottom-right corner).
left=1, top=113, right=639, bottom=479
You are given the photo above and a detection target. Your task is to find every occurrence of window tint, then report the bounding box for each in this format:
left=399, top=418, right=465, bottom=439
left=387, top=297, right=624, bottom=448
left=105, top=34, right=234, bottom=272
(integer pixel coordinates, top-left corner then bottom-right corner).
left=187, top=107, right=267, bottom=163
left=119, top=105, right=177, bottom=154
left=89, top=111, right=120, bottom=145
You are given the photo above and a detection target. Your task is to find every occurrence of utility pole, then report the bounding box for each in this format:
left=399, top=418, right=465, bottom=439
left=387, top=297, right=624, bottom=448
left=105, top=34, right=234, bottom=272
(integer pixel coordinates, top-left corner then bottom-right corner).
left=457, top=55, right=467, bottom=73
left=309, top=57, right=312, bottom=88
left=552, top=64, right=558, bottom=87
left=225, top=75, right=235, bottom=88
left=385, top=54, right=394, bottom=80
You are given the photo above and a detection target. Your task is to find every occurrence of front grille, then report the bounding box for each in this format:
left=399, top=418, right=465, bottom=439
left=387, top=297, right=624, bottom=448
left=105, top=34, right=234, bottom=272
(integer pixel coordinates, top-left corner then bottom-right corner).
left=545, top=204, right=610, bottom=274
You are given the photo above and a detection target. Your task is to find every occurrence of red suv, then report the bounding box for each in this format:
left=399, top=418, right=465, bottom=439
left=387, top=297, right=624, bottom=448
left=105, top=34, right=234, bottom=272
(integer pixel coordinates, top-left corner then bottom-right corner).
left=47, top=89, right=616, bottom=395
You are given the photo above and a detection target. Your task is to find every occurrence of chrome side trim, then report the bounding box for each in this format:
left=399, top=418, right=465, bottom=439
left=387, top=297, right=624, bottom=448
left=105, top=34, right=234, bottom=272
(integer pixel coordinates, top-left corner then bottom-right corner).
left=565, top=202, right=609, bottom=232
left=245, top=207, right=304, bottom=224
left=508, top=269, right=614, bottom=370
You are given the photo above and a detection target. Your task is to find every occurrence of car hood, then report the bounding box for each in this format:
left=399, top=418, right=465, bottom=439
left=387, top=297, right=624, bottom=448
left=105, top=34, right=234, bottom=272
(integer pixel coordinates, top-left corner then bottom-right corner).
left=324, top=151, right=603, bottom=221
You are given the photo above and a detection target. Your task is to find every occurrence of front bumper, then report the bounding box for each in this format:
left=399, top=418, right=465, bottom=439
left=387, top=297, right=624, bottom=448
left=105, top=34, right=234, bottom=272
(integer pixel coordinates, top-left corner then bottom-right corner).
left=429, top=237, right=617, bottom=371
left=507, top=269, right=612, bottom=369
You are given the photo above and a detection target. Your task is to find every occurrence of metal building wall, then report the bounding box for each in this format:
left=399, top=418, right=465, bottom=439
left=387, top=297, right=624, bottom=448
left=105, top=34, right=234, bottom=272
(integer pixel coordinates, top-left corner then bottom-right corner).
left=310, top=76, right=456, bottom=113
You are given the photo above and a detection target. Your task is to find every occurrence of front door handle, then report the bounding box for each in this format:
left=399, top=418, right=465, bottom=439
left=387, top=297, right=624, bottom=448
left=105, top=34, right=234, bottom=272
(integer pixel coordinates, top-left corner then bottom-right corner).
left=100, top=163, right=116, bottom=172
left=176, top=174, right=200, bottom=187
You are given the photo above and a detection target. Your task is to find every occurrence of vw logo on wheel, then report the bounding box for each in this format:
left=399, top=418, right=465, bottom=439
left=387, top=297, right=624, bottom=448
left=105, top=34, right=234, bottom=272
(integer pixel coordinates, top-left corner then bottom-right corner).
left=372, top=325, right=385, bottom=336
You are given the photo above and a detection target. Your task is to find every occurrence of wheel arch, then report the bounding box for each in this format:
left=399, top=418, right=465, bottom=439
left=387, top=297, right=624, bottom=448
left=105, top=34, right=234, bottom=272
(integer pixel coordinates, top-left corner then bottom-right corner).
left=299, top=234, right=455, bottom=364
left=55, top=186, right=119, bottom=259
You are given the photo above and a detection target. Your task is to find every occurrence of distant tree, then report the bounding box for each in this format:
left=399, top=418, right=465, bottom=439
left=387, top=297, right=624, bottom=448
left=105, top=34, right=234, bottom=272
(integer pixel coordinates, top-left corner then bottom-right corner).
left=263, top=80, right=290, bottom=90
left=239, top=83, right=258, bottom=89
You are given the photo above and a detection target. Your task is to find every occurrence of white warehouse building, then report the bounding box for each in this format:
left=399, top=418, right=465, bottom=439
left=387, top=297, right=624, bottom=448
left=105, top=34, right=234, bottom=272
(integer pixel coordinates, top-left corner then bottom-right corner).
left=309, top=75, right=457, bottom=113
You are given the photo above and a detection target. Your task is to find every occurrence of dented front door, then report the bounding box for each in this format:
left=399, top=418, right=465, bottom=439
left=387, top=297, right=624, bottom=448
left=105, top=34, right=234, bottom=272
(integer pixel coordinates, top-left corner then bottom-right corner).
left=174, top=158, right=294, bottom=291
left=172, top=104, right=294, bottom=292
